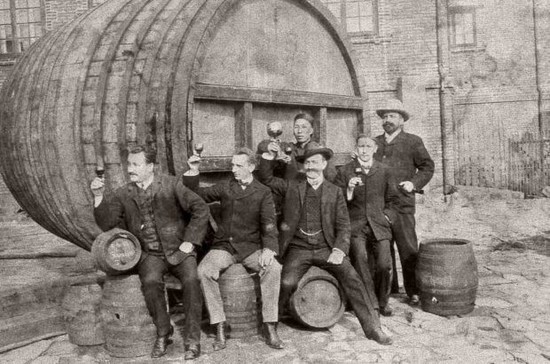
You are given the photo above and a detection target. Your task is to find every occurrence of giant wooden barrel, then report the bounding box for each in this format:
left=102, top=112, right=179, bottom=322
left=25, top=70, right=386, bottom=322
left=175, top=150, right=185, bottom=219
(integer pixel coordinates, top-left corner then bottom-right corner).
left=61, top=283, right=104, bottom=346
left=290, top=266, right=345, bottom=329
left=219, top=263, right=261, bottom=338
left=100, top=275, right=156, bottom=358
left=92, top=228, right=141, bottom=275
left=0, top=0, right=366, bottom=251
left=416, top=239, right=479, bottom=316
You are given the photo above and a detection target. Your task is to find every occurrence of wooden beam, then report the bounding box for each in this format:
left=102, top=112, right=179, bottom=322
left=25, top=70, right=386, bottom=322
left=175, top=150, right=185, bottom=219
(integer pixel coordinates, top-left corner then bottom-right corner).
left=315, top=107, right=328, bottom=146
left=194, top=83, right=363, bottom=110
left=235, top=102, right=253, bottom=148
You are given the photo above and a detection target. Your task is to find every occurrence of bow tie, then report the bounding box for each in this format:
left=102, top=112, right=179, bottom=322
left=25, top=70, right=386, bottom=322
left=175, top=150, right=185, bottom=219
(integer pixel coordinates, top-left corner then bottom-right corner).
left=238, top=180, right=251, bottom=187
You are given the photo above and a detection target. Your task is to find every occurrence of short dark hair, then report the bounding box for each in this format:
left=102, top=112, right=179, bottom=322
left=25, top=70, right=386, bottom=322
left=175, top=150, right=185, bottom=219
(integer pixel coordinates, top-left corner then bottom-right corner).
left=235, top=147, right=257, bottom=166
left=127, top=144, right=157, bottom=164
left=293, top=112, right=315, bottom=126
left=355, top=134, right=377, bottom=145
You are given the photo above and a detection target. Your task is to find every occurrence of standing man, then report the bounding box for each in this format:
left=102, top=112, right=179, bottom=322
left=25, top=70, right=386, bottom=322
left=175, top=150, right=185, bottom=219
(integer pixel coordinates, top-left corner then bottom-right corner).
left=184, top=148, right=284, bottom=351
left=257, top=112, right=337, bottom=181
left=258, top=145, right=392, bottom=345
left=333, top=135, right=394, bottom=316
left=374, top=99, right=435, bottom=305
left=91, top=144, right=209, bottom=360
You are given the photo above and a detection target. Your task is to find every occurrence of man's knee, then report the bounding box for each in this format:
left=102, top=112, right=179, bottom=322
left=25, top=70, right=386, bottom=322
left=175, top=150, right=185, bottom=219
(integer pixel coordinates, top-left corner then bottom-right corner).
left=197, top=263, right=220, bottom=281
left=265, top=260, right=282, bottom=275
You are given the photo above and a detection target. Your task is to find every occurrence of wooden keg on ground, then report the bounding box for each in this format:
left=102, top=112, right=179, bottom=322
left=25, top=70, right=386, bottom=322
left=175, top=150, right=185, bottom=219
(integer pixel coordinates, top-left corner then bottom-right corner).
left=61, top=283, right=104, bottom=346
left=290, top=266, right=345, bottom=329
left=416, top=239, right=479, bottom=316
left=219, top=264, right=261, bottom=338
left=92, top=228, right=141, bottom=275
left=100, top=275, right=156, bottom=358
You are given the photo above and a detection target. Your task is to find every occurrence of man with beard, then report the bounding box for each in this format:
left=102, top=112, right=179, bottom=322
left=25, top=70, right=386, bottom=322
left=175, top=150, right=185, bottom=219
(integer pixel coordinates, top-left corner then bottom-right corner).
left=183, top=148, right=284, bottom=351
left=91, top=144, right=208, bottom=359
left=258, top=144, right=392, bottom=345
left=374, top=99, right=434, bottom=306
left=334, top=135, right=394, bottom=316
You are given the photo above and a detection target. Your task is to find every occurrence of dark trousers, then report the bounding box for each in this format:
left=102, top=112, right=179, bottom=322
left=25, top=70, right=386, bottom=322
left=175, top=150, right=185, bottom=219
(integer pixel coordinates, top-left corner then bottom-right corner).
left=137, top=254, right=202, bottom=345
left=351, top=224, right=392, bottom=308
left=279, top=245, right=381, bottom=336
left=389, top=213, right=419, bottom=297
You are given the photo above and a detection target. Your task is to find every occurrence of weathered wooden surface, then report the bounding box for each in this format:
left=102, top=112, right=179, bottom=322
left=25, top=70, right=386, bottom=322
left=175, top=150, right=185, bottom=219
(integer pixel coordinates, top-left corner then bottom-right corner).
left=0, top=0, right=365, bottom=250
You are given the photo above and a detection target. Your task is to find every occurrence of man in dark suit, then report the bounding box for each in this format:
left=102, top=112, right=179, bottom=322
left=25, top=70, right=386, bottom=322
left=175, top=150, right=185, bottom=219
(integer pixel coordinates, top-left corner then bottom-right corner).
left=334, top=135, right=395, bottom=316
left=184, top=148, right=284, bottom=351
left=91, top=144, right=209, bottom=360
left=374, top=99, right=435, bottom=305
left=258, top=145, right=392, bottom=345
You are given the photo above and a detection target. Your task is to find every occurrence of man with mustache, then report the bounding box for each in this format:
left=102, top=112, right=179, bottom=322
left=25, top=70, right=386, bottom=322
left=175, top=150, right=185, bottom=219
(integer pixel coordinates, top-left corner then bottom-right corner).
left=91, top=144, right=209, bottom=360
left=183, top=148, right=284, bottom=351
left=258, top=144, right=392, bottom=345
left=374, top=99, right=434, bottom=306
left=334, top=135, right=395, bottom=316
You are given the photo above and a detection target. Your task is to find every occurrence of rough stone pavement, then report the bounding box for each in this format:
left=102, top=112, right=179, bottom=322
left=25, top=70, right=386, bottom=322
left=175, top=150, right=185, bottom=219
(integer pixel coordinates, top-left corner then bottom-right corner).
left=1, top=186, right=549, bottom=363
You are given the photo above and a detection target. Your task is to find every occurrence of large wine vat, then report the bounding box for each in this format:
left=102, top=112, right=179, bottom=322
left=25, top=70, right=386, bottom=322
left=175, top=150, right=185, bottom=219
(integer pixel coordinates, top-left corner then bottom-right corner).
left=0, top=0, right=366, bottom=250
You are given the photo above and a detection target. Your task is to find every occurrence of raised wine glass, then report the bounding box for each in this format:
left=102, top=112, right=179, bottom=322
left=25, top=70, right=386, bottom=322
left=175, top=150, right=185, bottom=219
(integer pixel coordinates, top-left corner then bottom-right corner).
left=194, top=143, right=204, bottom=157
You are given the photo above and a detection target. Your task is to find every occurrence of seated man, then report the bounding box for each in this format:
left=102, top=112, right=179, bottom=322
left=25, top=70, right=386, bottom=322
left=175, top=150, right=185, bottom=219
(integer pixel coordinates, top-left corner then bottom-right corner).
left=91, top=144, right=209, bottom=360
left=257, top=144, right=392, bottom=345
left=334, top=135, right=394, bottom=316
left=183, top=148, right=284, bottom=351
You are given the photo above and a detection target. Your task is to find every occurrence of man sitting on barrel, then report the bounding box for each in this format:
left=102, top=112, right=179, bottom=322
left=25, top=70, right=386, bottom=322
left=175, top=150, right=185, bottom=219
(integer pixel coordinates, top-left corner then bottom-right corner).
left=91, top=144, right=209, bottom=360
left=183, top=147, right=284, bottom=351
left=257, top=144, right=393, bottom=345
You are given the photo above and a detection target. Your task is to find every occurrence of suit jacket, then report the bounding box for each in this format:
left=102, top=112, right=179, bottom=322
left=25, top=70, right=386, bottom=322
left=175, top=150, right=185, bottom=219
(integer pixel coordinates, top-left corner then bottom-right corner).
left=94, top=174, right=209, bottom=265
left=333, top=159, right=393, bottom=241
left=258, top=158, right=351, bottom=256
left=183, top=176, right=278, bottom=261
left=374, top=131, right=434, bottom=214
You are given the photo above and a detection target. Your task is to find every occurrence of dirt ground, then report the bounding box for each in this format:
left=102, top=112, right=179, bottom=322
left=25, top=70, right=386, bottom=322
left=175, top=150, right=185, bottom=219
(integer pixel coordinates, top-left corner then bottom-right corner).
left=1, top=185, right=549, bottom=363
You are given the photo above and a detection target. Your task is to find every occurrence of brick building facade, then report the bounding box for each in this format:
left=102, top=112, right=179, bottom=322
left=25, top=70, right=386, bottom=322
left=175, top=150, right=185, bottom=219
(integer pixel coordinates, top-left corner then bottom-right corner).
left=0, top=0, right=548, bottom=215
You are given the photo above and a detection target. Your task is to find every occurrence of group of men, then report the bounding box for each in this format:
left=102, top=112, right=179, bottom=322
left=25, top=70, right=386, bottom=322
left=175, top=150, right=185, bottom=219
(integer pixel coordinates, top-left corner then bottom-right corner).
left=90, top=99, right=434, bottom=360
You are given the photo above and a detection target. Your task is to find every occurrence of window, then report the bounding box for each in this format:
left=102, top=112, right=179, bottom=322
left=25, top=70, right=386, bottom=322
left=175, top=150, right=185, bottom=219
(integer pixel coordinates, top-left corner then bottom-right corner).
left=0, top=0, right=44, bottom=54
left=449, top=7, right=477, bottom=47
left=320, top=0, right=378, bottom=35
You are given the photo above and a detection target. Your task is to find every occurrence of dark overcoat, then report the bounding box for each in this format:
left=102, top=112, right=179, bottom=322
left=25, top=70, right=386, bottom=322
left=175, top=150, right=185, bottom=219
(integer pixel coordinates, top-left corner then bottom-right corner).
left=94, top=173, right=209, bottom=265
left=374, top=132, right=434, bottom=214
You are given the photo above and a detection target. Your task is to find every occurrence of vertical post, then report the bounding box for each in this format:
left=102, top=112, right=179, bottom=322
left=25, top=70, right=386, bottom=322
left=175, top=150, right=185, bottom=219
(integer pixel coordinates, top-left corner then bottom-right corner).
left=235, top=102, right=253, bottom=149
left=315, top=107, right=327, bottom=146
left=532, top=0, right=544, bottom=190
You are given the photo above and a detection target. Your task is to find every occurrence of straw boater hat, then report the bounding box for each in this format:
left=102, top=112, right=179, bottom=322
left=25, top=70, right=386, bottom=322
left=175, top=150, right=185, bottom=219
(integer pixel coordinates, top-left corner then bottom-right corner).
left=376, top=99, right=410, bottom=121
left=295, top=144, right=334, bottom=163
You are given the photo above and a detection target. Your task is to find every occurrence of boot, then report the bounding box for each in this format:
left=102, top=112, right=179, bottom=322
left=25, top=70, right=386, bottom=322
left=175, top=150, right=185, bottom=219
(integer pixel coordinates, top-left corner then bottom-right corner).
left=263, top=322, right=284, bottom=349
left=151, top=325, right=174, bottom=358
left=212, top=322, right=227, bottom=351
left=366, top=328, right=393, bottom=346
left=184, top=343, right=201, bottom=360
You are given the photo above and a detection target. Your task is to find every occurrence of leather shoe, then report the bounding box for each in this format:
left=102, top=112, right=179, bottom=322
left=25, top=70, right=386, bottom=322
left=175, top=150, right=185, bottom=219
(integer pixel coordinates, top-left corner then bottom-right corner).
left=184, top=343, right=201, bottom=360
left=409, top=294, right=420, bottom=306
left=366, top=328, right=393, bottom=345
left=151, top=326, right=174, bottom=358
left=212, top=322, right=227, bottom=351
left=379, top=305, right=393, bottom=317
left=263, top=322, right=284, bottom=349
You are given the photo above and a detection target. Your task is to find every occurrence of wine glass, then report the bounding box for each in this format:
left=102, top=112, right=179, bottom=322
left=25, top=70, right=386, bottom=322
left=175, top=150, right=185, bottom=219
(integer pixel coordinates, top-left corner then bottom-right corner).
left=194, top=143, right=204, bottom=157
left=267, top=122, right=283, bottom=142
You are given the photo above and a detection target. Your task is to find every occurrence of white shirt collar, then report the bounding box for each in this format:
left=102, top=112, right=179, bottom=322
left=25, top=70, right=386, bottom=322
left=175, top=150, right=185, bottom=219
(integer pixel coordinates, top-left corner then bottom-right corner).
left=357, top=159, right=373, bottom=170
left=307, top=175, right=324, bottom=190
left=137, top=175, right=154, bottom=191
left=384, top=129, right=402, bottom=143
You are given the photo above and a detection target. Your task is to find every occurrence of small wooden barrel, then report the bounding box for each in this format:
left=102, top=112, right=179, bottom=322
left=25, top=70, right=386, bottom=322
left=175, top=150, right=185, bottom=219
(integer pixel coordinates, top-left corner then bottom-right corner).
left=92, top=229, right=141, bottom=275
left=219, top=264, right=261, bottom=338
left=290, top=266, right=345, bottom=329
left=61, top=283, right=104, bottom=346
left=416, top=238, right=479, bottom=316
left=100, top=275, right=156, bottom=358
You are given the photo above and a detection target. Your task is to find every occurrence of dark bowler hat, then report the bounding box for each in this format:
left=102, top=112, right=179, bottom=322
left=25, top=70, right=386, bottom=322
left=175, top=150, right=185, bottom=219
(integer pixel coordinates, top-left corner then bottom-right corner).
left=376, top=99, right=410, bottom=121
left=295, top=145, right=334, bottom=163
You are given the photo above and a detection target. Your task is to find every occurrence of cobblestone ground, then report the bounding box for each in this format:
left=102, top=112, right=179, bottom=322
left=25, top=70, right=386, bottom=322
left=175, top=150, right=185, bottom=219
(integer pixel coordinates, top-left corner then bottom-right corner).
left=1, top=186, right=549, bottom=363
